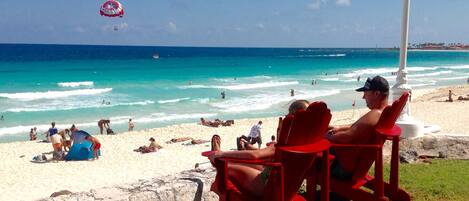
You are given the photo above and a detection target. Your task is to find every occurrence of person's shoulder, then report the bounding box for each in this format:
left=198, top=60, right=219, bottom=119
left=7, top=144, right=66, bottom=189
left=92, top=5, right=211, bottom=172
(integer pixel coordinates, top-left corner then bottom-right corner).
left=357, top=109, right=383, bottom=125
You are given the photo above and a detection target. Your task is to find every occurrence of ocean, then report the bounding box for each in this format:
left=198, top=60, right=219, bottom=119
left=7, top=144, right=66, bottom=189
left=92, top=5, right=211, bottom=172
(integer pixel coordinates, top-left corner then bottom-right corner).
left=1, top=44, right=469, bottom=143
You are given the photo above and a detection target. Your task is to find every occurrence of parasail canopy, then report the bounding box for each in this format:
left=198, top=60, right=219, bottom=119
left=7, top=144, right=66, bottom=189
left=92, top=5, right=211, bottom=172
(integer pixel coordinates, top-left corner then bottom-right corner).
left=100, top=0, right=124, bottom=18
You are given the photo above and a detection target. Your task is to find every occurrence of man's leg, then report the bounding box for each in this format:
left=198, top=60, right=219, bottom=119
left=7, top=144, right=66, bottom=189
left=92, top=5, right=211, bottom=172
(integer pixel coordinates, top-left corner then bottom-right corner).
left=228, top=164, right=265, bottom=197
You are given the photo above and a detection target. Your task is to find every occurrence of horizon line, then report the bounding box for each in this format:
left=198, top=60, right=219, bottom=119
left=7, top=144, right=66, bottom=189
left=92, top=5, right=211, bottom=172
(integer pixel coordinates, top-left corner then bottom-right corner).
left=0, top=42, right=396, bottom=49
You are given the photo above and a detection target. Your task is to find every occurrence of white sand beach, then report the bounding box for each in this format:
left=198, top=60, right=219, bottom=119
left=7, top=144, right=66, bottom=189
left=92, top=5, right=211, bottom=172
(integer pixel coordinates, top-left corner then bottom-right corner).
left=1, top=85, right=469, bottom=201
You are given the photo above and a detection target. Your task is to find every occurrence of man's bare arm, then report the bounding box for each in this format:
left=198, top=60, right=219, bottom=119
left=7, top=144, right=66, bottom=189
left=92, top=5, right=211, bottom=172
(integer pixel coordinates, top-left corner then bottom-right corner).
left=327, top=110, right=382, bottom=144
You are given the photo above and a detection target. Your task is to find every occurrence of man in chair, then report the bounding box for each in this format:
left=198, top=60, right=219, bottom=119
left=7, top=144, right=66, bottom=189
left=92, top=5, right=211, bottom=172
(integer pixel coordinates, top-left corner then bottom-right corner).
left=326, top=75, right=390, bottom=179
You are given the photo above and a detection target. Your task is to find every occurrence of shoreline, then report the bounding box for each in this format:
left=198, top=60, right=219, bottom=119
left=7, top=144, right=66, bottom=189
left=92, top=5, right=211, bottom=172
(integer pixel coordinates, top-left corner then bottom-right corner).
left=0, top=84, right=468, bottom=200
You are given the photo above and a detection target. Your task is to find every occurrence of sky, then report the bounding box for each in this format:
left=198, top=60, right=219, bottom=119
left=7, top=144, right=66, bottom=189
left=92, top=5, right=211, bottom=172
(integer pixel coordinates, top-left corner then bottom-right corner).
left=1, top=0, right=468, bottom=48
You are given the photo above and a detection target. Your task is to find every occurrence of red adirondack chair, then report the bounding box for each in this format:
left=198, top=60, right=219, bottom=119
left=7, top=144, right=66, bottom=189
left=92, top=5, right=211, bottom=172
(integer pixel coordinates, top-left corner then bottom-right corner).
left=313, top=92, right=411, bottom=201
left=209, top=101, right=333, bottom=201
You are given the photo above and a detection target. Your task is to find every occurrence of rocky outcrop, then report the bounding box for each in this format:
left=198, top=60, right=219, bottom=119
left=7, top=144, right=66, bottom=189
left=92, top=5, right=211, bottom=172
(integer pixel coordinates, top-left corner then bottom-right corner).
left=40, top=167, right=218, bottom=201
left=41, top=134, right=469, bottom=200
left=396, top=134, right=469, bottom=163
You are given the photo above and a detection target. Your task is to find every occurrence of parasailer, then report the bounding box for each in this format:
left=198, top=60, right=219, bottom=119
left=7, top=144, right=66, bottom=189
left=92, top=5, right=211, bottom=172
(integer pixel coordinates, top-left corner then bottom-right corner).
left=100, top=0, right=124, bottom=18
left=100, top=0, right=124, bottom=31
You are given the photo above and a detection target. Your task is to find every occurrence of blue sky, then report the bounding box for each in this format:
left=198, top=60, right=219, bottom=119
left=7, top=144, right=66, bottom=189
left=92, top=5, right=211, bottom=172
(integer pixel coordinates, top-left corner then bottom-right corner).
left=1, top=0, right=468, bottom=47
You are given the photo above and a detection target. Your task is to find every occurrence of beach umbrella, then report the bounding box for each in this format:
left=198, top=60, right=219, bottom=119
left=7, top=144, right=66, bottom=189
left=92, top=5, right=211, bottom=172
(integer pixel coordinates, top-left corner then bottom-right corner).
left=392, top=0, right=437, bottom=138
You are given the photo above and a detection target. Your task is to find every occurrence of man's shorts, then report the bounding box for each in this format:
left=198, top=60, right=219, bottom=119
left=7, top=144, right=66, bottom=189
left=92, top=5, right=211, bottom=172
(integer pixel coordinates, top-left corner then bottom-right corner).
left=249, top=136, right=262, bottom=145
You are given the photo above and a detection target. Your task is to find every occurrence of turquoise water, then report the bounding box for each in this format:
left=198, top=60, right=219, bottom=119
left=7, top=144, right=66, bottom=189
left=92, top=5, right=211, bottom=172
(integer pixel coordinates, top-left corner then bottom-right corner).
left=1, top=44, right=469, bottom=143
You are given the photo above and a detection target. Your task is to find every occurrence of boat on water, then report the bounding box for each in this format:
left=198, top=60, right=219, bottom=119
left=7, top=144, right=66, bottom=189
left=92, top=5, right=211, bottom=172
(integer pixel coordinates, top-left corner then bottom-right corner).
left=152, top=54, right=160, bottom=59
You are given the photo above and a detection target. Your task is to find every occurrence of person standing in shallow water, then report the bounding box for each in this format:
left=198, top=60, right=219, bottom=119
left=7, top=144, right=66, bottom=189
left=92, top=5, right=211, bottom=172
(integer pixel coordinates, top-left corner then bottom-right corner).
left=290, top=89, right=295, bottom=96
left=128, top=119, right=134, bottom=131
left=221, top=91, right=226, bottom=99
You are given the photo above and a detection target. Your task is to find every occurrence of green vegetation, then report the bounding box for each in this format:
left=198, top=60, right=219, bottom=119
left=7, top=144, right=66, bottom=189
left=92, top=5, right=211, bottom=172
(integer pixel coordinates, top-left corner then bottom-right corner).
left=387, top=160, right=469, bottom=201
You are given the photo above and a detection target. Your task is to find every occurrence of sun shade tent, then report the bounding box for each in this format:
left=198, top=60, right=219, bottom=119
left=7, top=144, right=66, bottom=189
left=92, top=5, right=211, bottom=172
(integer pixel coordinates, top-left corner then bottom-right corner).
left=65, top=141, right=93, bottom=161
left=65, top=130, right=93, bottom=161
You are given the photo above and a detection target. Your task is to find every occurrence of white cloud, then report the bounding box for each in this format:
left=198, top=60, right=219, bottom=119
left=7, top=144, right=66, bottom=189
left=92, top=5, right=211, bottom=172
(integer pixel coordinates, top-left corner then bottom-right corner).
left=308, top=0, right=322, bottom=10
left=234, top=27, right=243, bottom=32
left=101, top=22, right=128, bottom=32
left=167, top=21, right=177, bottom=32
left=336, top=0, right=351, bottom=7
left=256, top=23, right=265, bottom=29
left=74, top=26, right=85, bottom=33
left=281, top=25, right=291, bottom=33
left=116, top=22, right=128, bottom=30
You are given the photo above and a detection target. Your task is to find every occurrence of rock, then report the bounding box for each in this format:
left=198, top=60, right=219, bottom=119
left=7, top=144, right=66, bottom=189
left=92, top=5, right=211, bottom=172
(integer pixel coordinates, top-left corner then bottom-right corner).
left=438, top=151, right=448, bottom=158
left=41, top=168, right=218, bottom=201
left=399, top=150, right=418, bottom=163
left=50, top=190, right=73, bottom=198
left=422, top=136, right=437, bottom=150
left=390, top=135, right=469, bottom=164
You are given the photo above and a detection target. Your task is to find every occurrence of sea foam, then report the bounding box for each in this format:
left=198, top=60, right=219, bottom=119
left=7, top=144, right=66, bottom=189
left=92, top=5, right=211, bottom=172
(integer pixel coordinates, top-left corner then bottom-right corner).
left=0, top=112, right=217, bottom=136
left=5, top=100, right=154, bottom=113
left=0, top=88, right=112, bottom=100
left=210, top=89, right=340, bottom=113
left=58, top=81, right=94, bottom=87
left=179, top=81, right=299, bottom=90
left=158, top=97, right=190, bottom=104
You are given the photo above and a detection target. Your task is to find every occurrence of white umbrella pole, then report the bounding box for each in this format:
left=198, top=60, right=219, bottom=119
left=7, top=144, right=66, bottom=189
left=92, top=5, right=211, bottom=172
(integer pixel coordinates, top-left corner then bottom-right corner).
left=392, top=0, right=426, bottom=138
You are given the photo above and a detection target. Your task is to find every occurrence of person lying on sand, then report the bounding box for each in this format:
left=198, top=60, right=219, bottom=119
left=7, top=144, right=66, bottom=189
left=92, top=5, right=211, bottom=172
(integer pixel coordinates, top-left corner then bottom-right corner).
left=166, top=137, right=210, bottom=145
left=200, top=118, right=234, bottom=127
left=166, top=137, right=194, bottom=144
left=135, top=137, right=163, bottom=153
left=458, top=96, right=469, bottom=101
left=200, top=118, right=221, bottom=127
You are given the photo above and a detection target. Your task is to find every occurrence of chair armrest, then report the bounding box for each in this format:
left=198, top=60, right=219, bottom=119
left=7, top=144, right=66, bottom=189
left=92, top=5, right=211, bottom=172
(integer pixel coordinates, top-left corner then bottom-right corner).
left=376, top=125, right=401, bottom=139
left=331, top=143, right=382, bottom=150
left=276, top=139, right=330, bottom=155
left=217, top=157, right=283, bottom=167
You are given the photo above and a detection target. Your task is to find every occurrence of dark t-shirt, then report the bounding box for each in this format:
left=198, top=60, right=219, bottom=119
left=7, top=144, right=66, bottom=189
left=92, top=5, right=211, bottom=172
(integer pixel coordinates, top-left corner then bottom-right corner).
left=48, top=128, right=58, bottom=136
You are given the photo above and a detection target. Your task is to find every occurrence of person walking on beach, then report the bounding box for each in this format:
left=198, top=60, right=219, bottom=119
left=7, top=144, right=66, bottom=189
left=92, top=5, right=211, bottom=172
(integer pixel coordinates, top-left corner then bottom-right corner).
left=248, top=121, right=263, bottom=149
left=98, top=119, right=110, bottom=134
left=128, top=118, right=134, bottom=131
